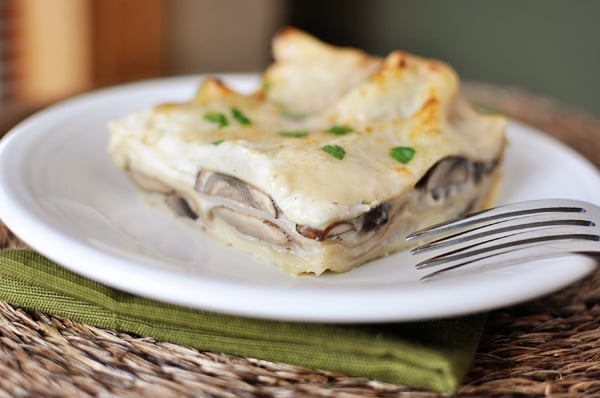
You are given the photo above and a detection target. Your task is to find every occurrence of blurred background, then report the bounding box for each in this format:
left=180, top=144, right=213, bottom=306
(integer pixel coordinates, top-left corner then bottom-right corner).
left=1, top=0, right=599, bottom=133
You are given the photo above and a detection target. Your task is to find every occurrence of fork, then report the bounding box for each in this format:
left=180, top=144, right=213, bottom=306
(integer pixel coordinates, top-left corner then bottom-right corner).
left=405, top=199, right=600, bottom=280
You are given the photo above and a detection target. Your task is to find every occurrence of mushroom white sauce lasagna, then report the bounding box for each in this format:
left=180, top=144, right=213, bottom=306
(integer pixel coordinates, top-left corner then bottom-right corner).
left=109, top=28, right=506, bottom=275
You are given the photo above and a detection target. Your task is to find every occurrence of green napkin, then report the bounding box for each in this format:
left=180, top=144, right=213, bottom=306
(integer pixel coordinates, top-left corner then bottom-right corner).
left=0, top=249, right=485, bottom=394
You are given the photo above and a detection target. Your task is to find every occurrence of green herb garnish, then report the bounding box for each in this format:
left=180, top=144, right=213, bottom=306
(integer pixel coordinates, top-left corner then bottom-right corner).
left=211, top=139, right=225, bottom=146
left=278, top=131, right=309, bottom=138
left=280, top=110, right=307, bottom=120
left=390, top=146, right=415, bottom=164
left=322, top=144, right=346, bottom=160
left=326, top=125, right=354, bottom=135
left=204, top=112, right=228, bottom=128
left=262, top=81, right=272, bottom=92
left=231, top=108, right=251, bottom=126
left=472, top=104, right=498, bottom=115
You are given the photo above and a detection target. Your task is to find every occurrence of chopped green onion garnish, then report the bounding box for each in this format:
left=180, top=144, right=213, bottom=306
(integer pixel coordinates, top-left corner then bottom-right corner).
left=472, top=104, right=498, bottom=114
left=278, top=131, right=309, bottom=138
left=390, top=146, right=415, bottom=164
left=280, top=110, right=307, bottom=120
left=231, top=108, right=251, bottom=126
left=262, top=81, right=272, bottom=92
left=204, top=112, right=228, bottom=128
left=211, top=139, right=224, bottom=146
left=326, top=125, right=353, bottom=135
left=322, top=144, right=346, bottom=160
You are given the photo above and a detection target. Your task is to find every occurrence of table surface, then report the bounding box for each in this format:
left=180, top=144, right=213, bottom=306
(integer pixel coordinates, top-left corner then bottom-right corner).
left=1, top=84, right=599, bottom=397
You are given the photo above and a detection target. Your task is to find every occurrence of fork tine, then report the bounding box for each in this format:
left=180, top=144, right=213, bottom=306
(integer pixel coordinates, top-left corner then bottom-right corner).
left=411, top=212, right=594, bottom=255
left=408, top=199, right=600, bottom=281
left=405, top=199, right=587, bottom=242
left=414, top=225, right=599, bottom=270
left=418, top=245, right=582, bottom=281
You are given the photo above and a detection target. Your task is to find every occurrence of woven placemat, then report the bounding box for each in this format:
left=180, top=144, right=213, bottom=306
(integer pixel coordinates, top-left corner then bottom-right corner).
left=1, top=84, right=600, bottom=397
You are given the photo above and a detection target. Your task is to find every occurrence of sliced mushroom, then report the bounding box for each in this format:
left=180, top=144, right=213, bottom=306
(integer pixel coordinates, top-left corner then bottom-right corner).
left=416, top=156, right=471, bottom=200
left=325, top=222, right=357, bottom=238
left=295, top=224, right=325, bottom=241
left=471, top=162, right=486, bottom=184
left=416, top=156, right=501, bottom=201
left=296, top=221, right=357, bottom=241
left=195, top=171, right=278, bottom=217
left=165, top=193, right=198, bottom=220
left=478, top=159, right=500, bottom=182
left=296, top=204, right=388, bottom=242
left=360, top=203, right=389, bottom=232
left=212, top=206, right=290, bottom=245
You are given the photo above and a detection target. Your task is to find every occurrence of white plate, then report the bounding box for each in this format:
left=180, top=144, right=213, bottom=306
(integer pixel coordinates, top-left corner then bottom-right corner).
left=1, top=75, right=599, bottom=323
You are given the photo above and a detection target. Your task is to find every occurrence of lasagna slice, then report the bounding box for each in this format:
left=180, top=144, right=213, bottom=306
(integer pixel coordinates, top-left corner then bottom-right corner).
left=109, top=28, right=506, bottom=275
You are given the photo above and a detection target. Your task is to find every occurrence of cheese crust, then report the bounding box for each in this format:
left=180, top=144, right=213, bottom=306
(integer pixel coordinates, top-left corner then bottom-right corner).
left=109, top=28, right=507, bottom=275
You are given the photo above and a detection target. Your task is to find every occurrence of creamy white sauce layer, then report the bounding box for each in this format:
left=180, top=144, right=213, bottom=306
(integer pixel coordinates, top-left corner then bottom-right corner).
left=109, top=33, right=505, bottom=229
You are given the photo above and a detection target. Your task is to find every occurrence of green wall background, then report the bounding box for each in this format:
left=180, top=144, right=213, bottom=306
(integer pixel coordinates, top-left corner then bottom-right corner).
left=289, top=0, right=600, bottom=116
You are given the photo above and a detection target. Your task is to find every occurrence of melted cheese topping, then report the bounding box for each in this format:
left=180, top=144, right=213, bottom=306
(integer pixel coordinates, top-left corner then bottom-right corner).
left=109, top=28, right=506, bottom=229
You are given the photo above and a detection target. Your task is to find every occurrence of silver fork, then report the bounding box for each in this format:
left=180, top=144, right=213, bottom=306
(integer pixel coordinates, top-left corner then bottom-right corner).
left=406, top=199, right=600, bottom=280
